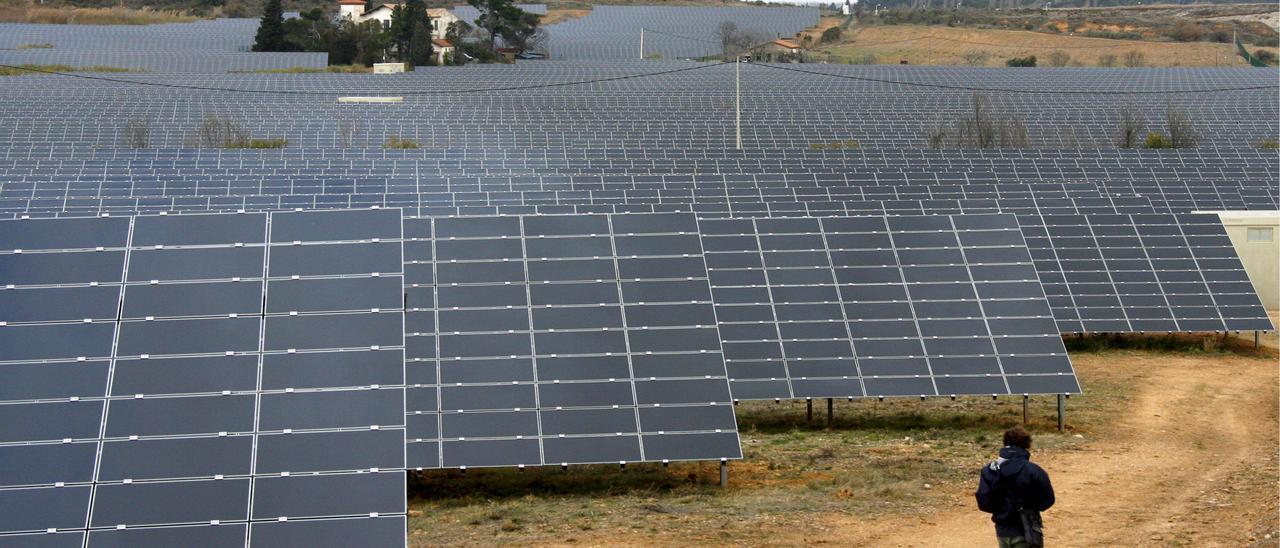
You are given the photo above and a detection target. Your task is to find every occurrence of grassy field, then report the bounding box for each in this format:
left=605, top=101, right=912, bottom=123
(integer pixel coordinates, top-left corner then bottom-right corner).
left=816, top=24, right=1273, bottom=67
left=229, top=65, right=375, bottom=74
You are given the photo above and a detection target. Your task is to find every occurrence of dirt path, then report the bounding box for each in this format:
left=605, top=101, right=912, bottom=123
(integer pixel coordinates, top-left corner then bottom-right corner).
left=783, top=353, right=1279, bottom=547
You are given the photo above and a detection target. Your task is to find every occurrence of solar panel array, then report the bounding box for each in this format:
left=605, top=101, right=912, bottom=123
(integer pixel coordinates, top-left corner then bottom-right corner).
left=0, top=210, right=407, bottom=545
left=0, top=18, right=327, bottom=72
left=0, top=40, right=1275, bottom=545
left=403, top=212, right=741, bottom=468
left=700, top=213, right=1078, bottom=400
left=2, top=63, right=1273, bottom=149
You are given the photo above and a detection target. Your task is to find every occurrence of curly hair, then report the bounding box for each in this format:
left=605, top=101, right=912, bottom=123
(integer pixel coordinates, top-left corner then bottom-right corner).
left=1003, top=426, right=1032, bottom=449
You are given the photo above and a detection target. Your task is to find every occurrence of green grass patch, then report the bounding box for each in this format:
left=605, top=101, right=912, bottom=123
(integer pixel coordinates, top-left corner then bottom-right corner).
left=15, top=43, right=54, bottom=50
left=384, top=136, right=422, bottom=149
left=229, top=138, right=291, bottom=149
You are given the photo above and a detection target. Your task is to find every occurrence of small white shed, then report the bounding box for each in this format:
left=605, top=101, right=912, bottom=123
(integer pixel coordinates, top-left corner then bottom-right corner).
left=1200, top=210, right=1280, bottom=311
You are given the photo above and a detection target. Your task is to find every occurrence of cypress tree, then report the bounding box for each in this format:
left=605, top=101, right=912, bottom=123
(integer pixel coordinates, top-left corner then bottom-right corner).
left=409, top=20, right=434, bottom=66
left=252, top=0, right=286, bottom=52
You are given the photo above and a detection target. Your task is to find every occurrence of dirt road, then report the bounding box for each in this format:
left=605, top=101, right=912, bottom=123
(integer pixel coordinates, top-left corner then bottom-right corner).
left=785, top=351, right=1279, bottom=547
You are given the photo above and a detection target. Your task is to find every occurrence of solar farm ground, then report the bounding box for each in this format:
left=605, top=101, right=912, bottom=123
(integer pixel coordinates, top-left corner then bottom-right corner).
left=407, top=333, right=1279, bottom=546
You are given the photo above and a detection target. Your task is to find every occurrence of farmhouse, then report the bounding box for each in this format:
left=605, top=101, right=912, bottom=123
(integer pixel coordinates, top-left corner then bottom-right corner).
left=338, top=1, right=459, bottom=39
left=751, top=38, right=805, bottom=63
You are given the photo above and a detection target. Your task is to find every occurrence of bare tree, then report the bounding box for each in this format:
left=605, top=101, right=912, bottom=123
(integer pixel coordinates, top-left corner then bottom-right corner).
left=719, top=21, right=739, bottom=57
left=123, top=119, right=149, bottom=148
left=193, top=114, right=249, bottom=148
left=922, top=117, right=948, bottom=149
left=1047, top=50, right=1071, bottom=67
left=1166, top=106, right=1198, bottom=148
left=1122, top=50, right=1146, bottom=67
left=1116, top=104, right=1145, bottom=148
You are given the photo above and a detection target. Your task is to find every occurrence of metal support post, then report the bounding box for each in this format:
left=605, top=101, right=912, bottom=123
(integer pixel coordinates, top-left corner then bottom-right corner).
left=734, top=58, right=742, bottom=150
left=1022, top=395, right=1029, bottom=425
left=639, top=28, right=644, bottom=60
left=826, top=398, right=834, bottom=427
left=806, top=399, right=813, bottom=422
left=1057, top=395, right=1065, bottom=432
left=719, top=459, right=728, bottom=488
left=1256, top=331, right=1261, bottom=349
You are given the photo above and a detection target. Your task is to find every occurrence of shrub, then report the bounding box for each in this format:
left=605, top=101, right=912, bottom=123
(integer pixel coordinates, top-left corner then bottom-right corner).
left=15, top=43, right=53, bottom=50
left=241, top=138, right=288, bottom=149
left=385, top=136, right=422, bottom=149
left=1258, top=138, right=1279, bottom=150
left=1006, top=55, right=1036, bottom=67
left=1097, top=53, right=1117, bottom=67
left=1144, top=132, right=1171, bottom=149
left=1047, top=50, right=1070, bottom=67
left=1122, top=51, right=1145, bottom=67
left=820, top=26, right=841, bottom=44
left=1254, top=50, right=1277, bottom=66
left=961, top=50, right=990, bottom=66
left=1169, top=21, right=1205, bottom=42
left=191, top=114, right=286, bottom=148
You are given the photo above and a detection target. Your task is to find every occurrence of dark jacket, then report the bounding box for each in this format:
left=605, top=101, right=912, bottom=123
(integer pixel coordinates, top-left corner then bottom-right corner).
left=975, top=446, right=1055, bottom=537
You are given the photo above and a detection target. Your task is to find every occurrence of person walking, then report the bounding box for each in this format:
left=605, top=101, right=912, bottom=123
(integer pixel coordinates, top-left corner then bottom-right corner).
left=975, top=426, right=1055, bottom=548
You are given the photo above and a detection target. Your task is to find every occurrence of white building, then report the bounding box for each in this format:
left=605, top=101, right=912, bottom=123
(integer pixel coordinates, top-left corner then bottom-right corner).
left=841, top=0, right=856, bottom=16
left=338, top=1, right=459, bottom=40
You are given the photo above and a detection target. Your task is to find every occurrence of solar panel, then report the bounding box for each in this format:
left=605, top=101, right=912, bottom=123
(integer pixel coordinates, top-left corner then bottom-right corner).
left=402, top=212, right=742, bottom=469
left=0, top=210, right=407, bottom=545
left=698, top=213, right=1080, bottom=400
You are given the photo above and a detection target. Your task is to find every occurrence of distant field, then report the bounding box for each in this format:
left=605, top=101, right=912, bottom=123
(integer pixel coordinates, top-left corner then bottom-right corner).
left=817, top=24, right=1277, bottom=67
left=0, top=3, right=198, bottom=24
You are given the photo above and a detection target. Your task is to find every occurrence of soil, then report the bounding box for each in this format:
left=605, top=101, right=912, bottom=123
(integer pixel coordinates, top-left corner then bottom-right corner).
left=767, top=350, right=1280, bottom=547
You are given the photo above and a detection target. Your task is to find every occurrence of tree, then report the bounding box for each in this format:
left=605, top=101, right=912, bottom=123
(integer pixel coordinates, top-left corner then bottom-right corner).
left=1116, top=104, right=1145, bottom=148
left=252, top=0, right=286, bottom=52
left=500, top=12, right=543, bottom=53
left=468, top=0, right=535, bottom=53
left=409, top=20, right=435, bottom=66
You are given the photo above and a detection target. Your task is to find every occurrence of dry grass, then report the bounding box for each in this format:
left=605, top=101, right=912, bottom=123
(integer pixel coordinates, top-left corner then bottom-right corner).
left=384, top=136, right=422, bottom=149
left=230, top=65, right=374, bottom=74
left=0, top=4, right=197, bottom=25
left=819, top=24, right=1275, bottom=67
left=539, top=8, right=590, bottom=26
left=14, top=42, right=53, bottom=50
left=0, top=64, right=137, bottom=76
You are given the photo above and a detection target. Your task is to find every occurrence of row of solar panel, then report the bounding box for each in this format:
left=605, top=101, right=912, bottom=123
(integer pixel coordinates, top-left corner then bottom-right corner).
left=0, top=210, right=407, bottom=544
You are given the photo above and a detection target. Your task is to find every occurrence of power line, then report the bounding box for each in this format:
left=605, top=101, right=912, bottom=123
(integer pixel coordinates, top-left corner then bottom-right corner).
left=748, top=62, right=1280, bottom=95
left=0, top=61, right=729, bottom=96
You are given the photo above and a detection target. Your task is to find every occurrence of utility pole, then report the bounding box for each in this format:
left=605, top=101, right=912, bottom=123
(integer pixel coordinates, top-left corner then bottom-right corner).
left=735, top=56, right=742, bottom=150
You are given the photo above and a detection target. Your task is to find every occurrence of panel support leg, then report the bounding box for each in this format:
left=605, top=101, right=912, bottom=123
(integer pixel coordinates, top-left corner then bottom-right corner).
left=826, top=398, right=834, bottom=427
left=1057, top=394, right=1065, bottom=432
left=719, top=460, right=728, bottom=488
left=806, top=399, right=812, bottom=422
left=1022, top=395, right=1029, bottom=426
left=1256, top=331, right=1261, bottom=349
